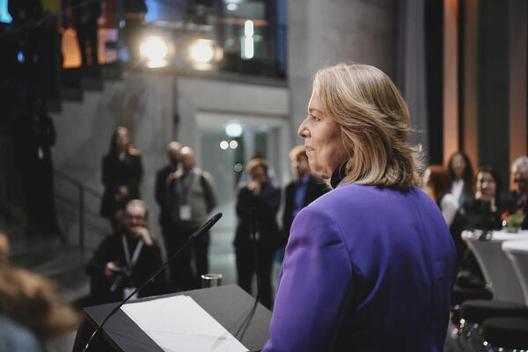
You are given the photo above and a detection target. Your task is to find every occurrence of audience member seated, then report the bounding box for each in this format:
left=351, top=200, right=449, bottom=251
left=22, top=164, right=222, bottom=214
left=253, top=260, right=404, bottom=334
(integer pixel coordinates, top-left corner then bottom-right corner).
left=447, top=151, right=475, bottom=206
left=100, top=127, right=143, bottom=227
left=510, top=155, right=528, bottom=229
left=87, top=200, right=165, bottom=304
left=0, top=233, right=79, bottom=352
left=459, top=166, right=513, bottom=231
left=453, top=166, right=514, bottom=289
left=424, top=165, right=459, bottom=227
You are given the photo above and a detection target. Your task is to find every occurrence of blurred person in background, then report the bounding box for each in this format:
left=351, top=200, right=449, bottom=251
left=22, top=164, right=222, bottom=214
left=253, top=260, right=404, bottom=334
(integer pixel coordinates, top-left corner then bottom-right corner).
left=100, top=126, right=143, bottom=228
left=458, top=166, right=512, bottom=231
left=282, top=145, right=328, bottom=242
left=87, top=200, right=165, bottom=304
left=447, top=151, right=475, bottom=206
left=155, top=141, right=182, bottom=255
left=71, top=0, right=102, bottom=69
left=12, top=96, right=62, bottom=239
left=0, top=232, right=79, bottom=351
left=423, top=165, right=459, bottom=228
left=234, top=158, right=281, bottom=309
left=452, top=166, right=514, bottom=289
left=166, top=147, right=216, bottom=290
left=511, top=156, right=528, bottom=229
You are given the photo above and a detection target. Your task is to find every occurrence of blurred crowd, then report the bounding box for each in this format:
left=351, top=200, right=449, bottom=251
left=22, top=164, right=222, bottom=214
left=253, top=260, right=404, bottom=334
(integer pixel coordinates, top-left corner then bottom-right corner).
left=423, top=152, right=528, bottom=290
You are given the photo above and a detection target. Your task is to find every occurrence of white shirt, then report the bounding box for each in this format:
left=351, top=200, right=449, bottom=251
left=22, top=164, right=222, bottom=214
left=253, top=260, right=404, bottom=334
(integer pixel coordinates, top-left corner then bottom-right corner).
left=451, top=179, right=464, bottom=205
left=440, top=193, right=459, bottom=227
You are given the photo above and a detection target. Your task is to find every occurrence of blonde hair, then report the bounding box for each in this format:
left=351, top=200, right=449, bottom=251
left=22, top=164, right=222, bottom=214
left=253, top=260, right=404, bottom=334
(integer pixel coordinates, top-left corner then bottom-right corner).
left=247, top=158, right=269, bottom=175
left=0, top=233, right=79, bottom=340
left=313, top=63, right=422, bottom=188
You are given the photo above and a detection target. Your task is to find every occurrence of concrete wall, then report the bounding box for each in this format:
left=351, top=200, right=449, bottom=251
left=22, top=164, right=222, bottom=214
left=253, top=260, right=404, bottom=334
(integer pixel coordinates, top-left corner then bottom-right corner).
left=287, top=0, right=398, bottom=143
left=52, top=71, right=174, bottom=242
left=52, top=72, right=289, bottom=243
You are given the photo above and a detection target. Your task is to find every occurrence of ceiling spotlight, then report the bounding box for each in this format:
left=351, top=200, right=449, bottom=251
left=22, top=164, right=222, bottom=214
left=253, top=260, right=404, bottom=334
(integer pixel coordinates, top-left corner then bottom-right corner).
left=226, top=3, right=238, bottom=11
left=225, top=123, right=242, bottom=137
left=220, top=140, right=229, bottom=150
left=190, top=39, right=214, bottom=64
left=139, top=35, right=170, bottom=68
left=229, top=140, right=238, bottom=149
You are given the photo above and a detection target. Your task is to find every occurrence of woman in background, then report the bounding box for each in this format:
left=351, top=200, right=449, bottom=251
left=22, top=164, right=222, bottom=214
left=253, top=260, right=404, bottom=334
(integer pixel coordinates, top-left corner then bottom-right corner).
left=100, top=127, right=143, bottom=226
left=234, top=158, right=281, bottom=309
left=447, top=151, right=474, bottom=206
left=460, top=165, right=511, bottom=231
left=424, top=165, right=459, bottom=227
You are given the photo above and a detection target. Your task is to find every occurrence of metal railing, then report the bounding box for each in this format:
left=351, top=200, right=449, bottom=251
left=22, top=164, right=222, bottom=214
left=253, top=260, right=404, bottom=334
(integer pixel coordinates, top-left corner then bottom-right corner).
left=54, top=170, right=103, bottom=249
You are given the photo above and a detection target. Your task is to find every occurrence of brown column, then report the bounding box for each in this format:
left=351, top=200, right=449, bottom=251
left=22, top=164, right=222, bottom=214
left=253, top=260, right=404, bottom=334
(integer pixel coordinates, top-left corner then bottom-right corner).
left=462, top=0, right=478, bottom=171
left=509, top=0, right=527, bottom=186
left=443, top=0, right=460, bottom=165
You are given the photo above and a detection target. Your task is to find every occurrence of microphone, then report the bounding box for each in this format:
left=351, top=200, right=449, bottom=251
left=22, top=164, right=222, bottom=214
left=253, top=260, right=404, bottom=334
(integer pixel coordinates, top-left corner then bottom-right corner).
left=82, top=212, right=223, bottom=352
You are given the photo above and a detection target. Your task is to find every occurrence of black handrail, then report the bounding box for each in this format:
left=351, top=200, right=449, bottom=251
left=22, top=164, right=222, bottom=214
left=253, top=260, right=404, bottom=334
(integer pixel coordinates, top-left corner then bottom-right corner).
left=54, top=170, right=103, bottom=249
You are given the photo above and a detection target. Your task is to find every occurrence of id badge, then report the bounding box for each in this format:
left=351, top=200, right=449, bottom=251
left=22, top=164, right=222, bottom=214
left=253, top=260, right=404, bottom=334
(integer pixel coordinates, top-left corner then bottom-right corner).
left=180, top=205, right=192, bottom=220
left=123, top=287, right=138, bottom=300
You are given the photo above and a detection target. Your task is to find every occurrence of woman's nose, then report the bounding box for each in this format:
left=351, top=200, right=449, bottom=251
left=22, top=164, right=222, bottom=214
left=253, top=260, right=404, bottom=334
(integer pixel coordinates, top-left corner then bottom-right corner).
left=298, top=119, right=308, bottom=138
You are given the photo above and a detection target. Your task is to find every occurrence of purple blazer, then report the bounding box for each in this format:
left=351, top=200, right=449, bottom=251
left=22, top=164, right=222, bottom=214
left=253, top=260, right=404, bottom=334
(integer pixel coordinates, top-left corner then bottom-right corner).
left=263, top=184, right=457, bottom=352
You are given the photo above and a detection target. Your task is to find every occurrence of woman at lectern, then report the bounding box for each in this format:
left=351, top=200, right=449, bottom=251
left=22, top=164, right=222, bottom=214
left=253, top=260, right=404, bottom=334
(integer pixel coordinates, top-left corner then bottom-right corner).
left=262, top=63, right=457, bottom=352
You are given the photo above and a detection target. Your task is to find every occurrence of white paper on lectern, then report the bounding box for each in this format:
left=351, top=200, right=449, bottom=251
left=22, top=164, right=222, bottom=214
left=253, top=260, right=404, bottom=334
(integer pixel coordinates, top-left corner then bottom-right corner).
left=121, top=295, right=249, bottom=352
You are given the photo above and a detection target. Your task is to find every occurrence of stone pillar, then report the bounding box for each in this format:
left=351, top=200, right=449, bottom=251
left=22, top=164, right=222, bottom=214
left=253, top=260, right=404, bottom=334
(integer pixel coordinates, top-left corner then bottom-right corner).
left=287, top=0, right=398, bottom=144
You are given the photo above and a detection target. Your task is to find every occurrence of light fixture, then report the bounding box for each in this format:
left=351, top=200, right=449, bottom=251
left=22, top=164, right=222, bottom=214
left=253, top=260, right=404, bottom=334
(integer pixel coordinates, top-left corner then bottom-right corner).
left=226, top=3, right=238, bottom=11
left=229, top=140, right=238, bottom=149
left=139, top=35, right=170, bottom=68
left=233, top=163, right=243, bottom=172
left=220, top=140, right=229, bottom=150
left=188, top=39, right=222, bottom=70
left=242, top=20, right=254, bottom=59
left=225, top=123, right=243, bottom=137
left=190, top=39, right=215, bottom=64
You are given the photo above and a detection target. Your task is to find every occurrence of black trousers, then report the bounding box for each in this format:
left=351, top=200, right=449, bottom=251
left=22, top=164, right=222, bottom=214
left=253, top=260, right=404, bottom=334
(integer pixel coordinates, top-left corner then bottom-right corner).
left=163, top=222, right=210, bottom=291
left=235, top=242, right=275, bottom=309
left=76, top=22, right=98, bottom=67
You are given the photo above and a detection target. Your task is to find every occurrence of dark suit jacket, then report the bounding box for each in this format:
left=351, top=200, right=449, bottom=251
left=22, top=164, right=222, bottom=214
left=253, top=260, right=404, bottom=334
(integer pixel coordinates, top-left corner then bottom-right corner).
left=235, top=182, right=281, bottom=250
left=154, top=164, right=178, bottom=229
left=282, top=175, right=328, bottom=239
left=100, top=153, right=143, bottom=219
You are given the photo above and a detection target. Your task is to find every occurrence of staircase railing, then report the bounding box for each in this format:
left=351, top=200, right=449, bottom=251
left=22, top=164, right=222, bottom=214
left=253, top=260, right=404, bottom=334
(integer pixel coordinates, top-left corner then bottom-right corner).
left=54, top=170, right=103, bottom=249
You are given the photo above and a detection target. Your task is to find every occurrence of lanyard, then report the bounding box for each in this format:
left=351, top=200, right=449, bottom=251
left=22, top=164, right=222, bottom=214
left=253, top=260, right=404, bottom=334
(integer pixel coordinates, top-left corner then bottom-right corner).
left=122, top=236, right=144, bottom=271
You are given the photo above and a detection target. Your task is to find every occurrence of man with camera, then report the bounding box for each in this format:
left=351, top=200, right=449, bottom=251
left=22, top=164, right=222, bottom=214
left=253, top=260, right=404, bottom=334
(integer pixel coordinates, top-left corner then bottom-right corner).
left=86, top=199, right=165, bottom=304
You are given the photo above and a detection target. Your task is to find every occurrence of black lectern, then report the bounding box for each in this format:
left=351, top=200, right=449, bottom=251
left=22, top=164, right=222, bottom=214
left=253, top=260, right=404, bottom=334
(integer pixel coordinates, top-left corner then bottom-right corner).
left=73, top=285, right=272, bottom=351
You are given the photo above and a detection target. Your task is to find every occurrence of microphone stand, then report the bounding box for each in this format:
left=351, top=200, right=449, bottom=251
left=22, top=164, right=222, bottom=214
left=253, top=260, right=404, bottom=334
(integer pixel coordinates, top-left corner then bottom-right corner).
left=233, top=207, right=261, bottom=342
left=82, top=212, right=223, bottom=352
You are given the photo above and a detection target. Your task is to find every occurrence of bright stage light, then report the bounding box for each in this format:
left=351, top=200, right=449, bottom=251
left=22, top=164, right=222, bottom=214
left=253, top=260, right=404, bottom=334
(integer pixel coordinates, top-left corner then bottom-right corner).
left=139, top=36, right=170, bottom=68
left=189, top=39, right=215, bottom=64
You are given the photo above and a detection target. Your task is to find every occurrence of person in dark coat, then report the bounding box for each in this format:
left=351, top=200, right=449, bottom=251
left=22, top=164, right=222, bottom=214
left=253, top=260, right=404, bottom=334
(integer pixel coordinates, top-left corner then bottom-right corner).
left=100, top=127, right=143, bottom=226
left=234, top=158, right=281, bottom=309
left=71, top=0, right=102, bottom=68
left=12, top=97, right=61, bottom=238
left=154, top=141, right=181, bottom=247
left=87, top=200, right=165, bottom=304
left=282, top=145, right=328, bottom=241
